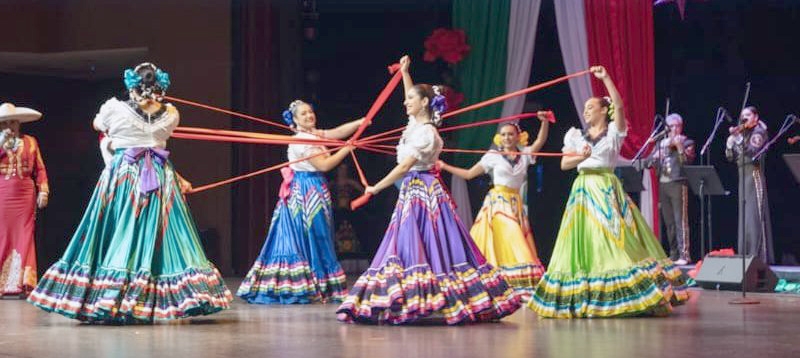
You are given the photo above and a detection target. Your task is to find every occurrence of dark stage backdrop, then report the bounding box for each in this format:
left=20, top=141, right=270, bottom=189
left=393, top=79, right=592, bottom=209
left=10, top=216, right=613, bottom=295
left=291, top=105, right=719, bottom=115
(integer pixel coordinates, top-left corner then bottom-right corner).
left=307, top=0, right=800, bottom=265
left=0, top=0, right=235, bottom=273
left=654, top=0, right=800, bottom=263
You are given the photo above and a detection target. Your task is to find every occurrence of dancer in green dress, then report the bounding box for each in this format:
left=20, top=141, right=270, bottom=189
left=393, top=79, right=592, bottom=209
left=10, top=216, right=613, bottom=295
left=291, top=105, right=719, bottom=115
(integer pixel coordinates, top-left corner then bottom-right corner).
left=528, top=66, right=687, bottom=318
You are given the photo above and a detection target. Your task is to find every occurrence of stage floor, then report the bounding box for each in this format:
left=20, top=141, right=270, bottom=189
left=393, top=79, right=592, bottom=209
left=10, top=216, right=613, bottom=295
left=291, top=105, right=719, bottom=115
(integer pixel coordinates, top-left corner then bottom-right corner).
left=2, top=282, right=799, bottom=358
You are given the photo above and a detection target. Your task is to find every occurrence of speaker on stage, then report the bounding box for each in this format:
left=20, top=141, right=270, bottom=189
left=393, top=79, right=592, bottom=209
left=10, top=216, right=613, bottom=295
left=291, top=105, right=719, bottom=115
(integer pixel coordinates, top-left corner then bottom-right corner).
left=695, top=255, right=777, bottom=292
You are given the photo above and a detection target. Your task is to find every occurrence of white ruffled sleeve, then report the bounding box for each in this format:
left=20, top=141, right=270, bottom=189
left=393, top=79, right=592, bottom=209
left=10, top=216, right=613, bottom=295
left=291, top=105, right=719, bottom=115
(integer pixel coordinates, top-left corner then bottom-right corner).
left=163, top=104, right=180, bottom=135
left=405, top=125, right=437, bottom=162
left=562, top=127, right=582, bottom=153
left=608, top=121, right=628, bottom=150
left=92, top=98, right=118, bottom=132
left=479, top=151, right=498, bottom=173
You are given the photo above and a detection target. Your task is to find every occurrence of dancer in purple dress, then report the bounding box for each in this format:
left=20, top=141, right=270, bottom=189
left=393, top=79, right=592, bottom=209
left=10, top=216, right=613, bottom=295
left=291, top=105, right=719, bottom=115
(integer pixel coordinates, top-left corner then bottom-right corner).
left=336, top=55, right=520, bottom=325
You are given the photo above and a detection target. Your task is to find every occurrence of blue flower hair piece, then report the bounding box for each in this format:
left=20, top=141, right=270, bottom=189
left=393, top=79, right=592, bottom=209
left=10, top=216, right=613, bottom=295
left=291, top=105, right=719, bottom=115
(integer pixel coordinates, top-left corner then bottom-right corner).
left=155, top=69, right=171, bottom=91
left=431, top=94, right=447, bottom=114
left=282, top=109, right=295, bottom=127
left=123, top=69, right=142, bottom=90
left=430, top=86, right=448, bottom=126
left=282, top=100, right=304, bottom=128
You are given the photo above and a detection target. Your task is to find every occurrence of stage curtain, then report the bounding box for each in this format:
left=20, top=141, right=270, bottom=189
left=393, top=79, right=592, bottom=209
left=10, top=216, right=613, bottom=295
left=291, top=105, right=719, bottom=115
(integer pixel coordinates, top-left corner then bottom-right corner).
left=584, top=0, right=658, bottom=236
left=584, top=0, right=655, bottom=159
left=230, top=0, right=299, bottom=274
left=554, top=0, right=594, bottom=128
left=452, top=0, right=510, bottom=167
left=499, top=0, right=542, bottom=118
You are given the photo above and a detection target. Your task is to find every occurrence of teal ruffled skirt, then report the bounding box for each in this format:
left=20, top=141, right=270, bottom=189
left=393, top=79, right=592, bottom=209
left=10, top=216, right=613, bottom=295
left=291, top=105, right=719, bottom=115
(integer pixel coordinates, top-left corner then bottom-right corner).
left=28, top=149, right=232, bottom=323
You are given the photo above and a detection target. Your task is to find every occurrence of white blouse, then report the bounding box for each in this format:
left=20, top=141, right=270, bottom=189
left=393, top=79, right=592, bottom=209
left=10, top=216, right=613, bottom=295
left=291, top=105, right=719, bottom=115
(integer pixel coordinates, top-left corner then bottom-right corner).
left=396, top=116, right=443, bottom=171
left=93, top=97, right=179, bottom=149
left=288, top=131, right=325, bottom=172
left=562, top=123, right=627, bottom=170
left=479, top=146, right=535, bottom=190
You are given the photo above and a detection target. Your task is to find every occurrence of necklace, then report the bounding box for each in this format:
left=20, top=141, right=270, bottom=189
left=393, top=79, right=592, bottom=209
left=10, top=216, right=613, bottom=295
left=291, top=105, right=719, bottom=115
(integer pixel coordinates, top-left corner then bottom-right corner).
left=127, top=100, right=166, bottom=124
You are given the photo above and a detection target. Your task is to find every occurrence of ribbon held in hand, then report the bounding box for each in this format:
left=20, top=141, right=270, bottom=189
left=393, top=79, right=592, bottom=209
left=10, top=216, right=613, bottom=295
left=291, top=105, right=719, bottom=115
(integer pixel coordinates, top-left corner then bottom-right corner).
left=278, top=166, right=294, bottom=201
left=124, top=147, right=170, bottom=194
left=350, top=193, right=373, bottom=210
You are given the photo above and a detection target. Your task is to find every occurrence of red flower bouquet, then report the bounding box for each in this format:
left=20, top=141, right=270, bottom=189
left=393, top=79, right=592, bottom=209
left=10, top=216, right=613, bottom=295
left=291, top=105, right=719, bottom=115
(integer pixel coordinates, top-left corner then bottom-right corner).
left=423, top=28, right=471, bottom=65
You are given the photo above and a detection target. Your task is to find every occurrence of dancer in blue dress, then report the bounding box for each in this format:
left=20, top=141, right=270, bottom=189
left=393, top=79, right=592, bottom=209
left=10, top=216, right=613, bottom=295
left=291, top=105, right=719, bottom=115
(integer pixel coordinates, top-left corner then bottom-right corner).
left=237, top=100, right=363, bottom=304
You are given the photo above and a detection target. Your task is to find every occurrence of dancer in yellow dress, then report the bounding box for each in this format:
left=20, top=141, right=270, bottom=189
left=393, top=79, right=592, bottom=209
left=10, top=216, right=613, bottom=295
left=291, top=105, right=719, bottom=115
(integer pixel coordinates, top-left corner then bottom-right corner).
left=438, top=111, right=550, bottom=299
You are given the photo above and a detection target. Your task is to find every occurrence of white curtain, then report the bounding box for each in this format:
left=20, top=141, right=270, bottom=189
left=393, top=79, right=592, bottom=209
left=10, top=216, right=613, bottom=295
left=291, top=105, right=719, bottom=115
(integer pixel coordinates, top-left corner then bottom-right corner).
left=640, top=168, right=657, bottom=230
left=500, top=0, right=542, bottom=118
left=554, top=0, right=593, bottom=128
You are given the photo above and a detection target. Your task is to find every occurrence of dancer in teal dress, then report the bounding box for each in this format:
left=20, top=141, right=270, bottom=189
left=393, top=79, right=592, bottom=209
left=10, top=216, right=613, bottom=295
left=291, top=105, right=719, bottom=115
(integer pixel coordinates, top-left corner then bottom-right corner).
left=528, top=66, right=686, bottom=318
left=28, top=62, right=233, bottom=323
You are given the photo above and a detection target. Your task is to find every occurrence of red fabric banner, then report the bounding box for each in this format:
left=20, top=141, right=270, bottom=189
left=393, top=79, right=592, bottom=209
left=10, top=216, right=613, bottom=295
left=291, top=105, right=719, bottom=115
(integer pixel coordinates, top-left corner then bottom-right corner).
left=584, top=0, right=658, bottom=236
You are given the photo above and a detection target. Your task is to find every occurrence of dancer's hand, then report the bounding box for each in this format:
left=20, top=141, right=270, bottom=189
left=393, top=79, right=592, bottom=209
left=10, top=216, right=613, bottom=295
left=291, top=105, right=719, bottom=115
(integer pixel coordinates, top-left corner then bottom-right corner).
left=178, top=176, right=193, bottom=194
left=310, top=128, right=327, bottom=138
left=580, top=144, right=592, bottom=158
left=536, top=110, right=555, bottom=123
left=435, top=160, right=445, bottom=171
left=365, top=186, right=379, bottom=195
left=400, top=55, right=411, bottom=73
left=37, top=192, right=48, bottom=209
left=590, top=66, right=608, bottom=80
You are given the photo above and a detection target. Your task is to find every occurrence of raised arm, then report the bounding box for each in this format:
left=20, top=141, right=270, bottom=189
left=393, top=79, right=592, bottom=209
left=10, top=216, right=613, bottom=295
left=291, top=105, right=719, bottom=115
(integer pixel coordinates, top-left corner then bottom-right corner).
left=591, top=66, right=625, bottom=133
left=366, top=156, right=417, bottom=195
left=318, top=117, right=366, bottom=140
left=400, top=55, right=413, bottom=94
left=527, top=111, right=552, bottom=153
left=439, top=160, right=485, bottom=180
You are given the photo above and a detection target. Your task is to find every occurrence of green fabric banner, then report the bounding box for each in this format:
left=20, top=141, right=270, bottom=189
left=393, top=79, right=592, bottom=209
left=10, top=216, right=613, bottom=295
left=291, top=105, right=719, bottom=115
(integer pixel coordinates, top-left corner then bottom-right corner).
left=452, top=0, right=510, bottom=167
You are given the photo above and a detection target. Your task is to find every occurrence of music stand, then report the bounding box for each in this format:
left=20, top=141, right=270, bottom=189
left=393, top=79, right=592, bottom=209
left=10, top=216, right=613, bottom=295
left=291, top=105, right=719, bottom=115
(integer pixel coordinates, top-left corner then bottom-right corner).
left=615, top=166, right=644, bottom=193
left=784, top=154, right=800, bottom=185
left=685, top=165, right=726, bottom=258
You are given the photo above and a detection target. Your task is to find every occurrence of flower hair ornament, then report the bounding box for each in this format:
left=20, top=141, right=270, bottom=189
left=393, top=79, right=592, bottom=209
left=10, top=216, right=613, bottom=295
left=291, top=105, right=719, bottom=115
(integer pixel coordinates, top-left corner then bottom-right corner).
left=603, top=96, right=615, bottom=121
left=430, top=85, right=448, bottom=127
left=123, top=62, right=170, bottom=101
left=282, top=100, right=303, bottom=128
left=492, top=122, right=529, bottom=148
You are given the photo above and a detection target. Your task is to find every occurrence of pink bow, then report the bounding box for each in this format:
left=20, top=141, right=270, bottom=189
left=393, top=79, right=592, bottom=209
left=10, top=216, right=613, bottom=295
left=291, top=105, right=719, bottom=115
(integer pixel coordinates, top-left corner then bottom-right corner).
left=279, top=167, right=294, bottom=200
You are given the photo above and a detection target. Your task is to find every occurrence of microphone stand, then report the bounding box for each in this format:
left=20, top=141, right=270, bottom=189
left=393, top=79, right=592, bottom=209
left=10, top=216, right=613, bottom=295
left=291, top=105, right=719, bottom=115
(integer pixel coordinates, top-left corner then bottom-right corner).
left=753, top=114, right=798, bottom=161
left=632, top=115, right=665, bottom=163
left=729, top=82, right=758, bottom=305
left=698, top=107, right=728, bottom=256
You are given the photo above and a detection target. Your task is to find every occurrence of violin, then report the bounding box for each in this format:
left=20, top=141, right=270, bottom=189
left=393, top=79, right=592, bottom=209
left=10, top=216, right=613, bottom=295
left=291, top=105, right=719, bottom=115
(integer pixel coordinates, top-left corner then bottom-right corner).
left=729, top=119, right=757, bottom=135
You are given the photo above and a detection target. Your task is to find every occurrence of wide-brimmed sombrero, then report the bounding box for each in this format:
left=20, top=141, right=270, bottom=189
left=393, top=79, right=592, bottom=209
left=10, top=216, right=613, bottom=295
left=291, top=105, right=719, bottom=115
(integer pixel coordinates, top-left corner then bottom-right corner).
left=0, top=103, right=42, bottom=123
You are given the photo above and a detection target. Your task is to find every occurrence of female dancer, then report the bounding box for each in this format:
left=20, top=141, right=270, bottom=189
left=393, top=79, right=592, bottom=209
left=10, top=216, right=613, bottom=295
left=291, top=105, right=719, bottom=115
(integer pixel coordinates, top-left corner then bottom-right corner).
left=528, top=66, right=686, bottom=318
left=28, top=62, right=233, bottom=323
left=725, top=106, right=773, bottom=263
left=236, top=100, right=362, bottom=304
left=438, top=113, right=551, bottom=299
left=0, top=103, right=48, bottom=297
left=336, top=55, right=520, bottom=325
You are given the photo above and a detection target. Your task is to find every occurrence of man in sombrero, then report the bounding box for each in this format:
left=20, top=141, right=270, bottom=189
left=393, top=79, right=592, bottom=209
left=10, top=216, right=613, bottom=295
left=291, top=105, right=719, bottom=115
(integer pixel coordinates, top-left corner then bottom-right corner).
left=0, top=102, right=48, bottom=297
